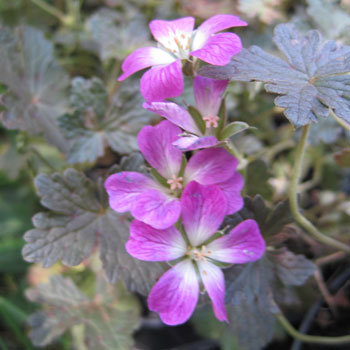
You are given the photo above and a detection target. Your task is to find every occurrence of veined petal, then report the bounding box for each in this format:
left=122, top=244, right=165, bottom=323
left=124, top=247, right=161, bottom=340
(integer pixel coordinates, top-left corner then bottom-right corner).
left=148, top=260, right=199, bottom=326
left=118, top=47, right=176, bottom=81
left=126, top=220, right=186, bottom=261
left=192, top=14, right=247, bottom=51
left=194, top=76, right=228, bottom=117
left=185, top=148, right=238, bottom=185
left=207, top=220, right=266, bottom=264
left=132, top=189, right=181, bottom=229
left=149, top=17, right=195, bottom=53
left=191, top=33, right=243, bottom=66
left=143, top=101, right=200, bottom=135
left=181, top=181, right=226, bottom=246
left=217, top=172, right=244, bottom=215
left=141, top=60, right=184, bottom=102
left=197, top=260, right=228, bottom=322
left=138, top=120, right=182, bottom=179
left=104, top=172, right=154, bottom=212
left=173, top=135, right=218, bottom=152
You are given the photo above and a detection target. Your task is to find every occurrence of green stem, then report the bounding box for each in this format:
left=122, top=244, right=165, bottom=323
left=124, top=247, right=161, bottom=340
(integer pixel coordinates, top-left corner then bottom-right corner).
left=30, top=147, right=57, bottom=172
left=225, top=141, right=248, bottom=170
left=330, top=109, right=350, bottom=132
left=289, top=125, right=350, bottom=253
left=276, top=313, right=350, bottom=345
left=30, top=0, right=67, bottom=23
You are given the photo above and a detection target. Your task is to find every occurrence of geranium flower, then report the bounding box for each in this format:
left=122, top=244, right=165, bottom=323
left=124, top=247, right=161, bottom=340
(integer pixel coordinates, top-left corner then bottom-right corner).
left=104, top=120, right=243, bottom=229
left=118, top=15, right=247, bottom=101
left=126, top=181, right=266, bottom=325
left=144, top=75, right=228, bottom=151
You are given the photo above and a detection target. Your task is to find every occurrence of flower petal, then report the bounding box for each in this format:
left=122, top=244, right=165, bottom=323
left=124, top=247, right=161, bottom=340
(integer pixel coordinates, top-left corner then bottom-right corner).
left=173, top=135, right=218, bottom=151
left=126, top=220, right=186, bottom=261
left=207, top=219, right=266, bottom=264
left=191, top=33, right=243, bottom=66
left=217, top=172, right=244, bottom=215
left=104, top=172, right=154, bottom=212
left=118, top=47, right=176, bottom=81
left=138, top=120, right=182, bottom=179
left=194, top=76, right=228, bottom=117
left=185, top=148, right=238, bottom=185
left=181, top=181, right=226, bottom=246
left=132, top=189, right=181, bottom=229
left=197, top=260, right=228, bottom=322
left=141, top=60, right=184, bottom=101
left=143, top=101, right=200, bottom=135
left=149, top=17, right=195, bottom=52
left=148, top=260, right=199, bottom=325
left=192, top=14, right=247, bottom=51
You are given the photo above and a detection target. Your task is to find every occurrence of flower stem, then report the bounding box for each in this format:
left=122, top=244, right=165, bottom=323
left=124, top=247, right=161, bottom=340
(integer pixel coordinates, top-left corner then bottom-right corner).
left=276, top=313, right=350, bottom=345
left=30, top=0, right=67, bottom=23
left=289, top=125, right=350, bottom=253
left=330, top=109, right=350, bottom=132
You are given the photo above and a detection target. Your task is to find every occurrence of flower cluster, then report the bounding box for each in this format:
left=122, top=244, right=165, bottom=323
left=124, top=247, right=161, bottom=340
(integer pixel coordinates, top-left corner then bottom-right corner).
left=105, top=14, right=266, bottom=326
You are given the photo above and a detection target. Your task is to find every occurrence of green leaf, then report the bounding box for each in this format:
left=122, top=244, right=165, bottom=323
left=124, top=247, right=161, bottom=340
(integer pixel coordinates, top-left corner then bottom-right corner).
left=187, top=105, right=206, bottom=135
left=245, top=160, right=273, bottom=200
left=219, top=121, right=250, bottom=140
left=201, top=23, right=350, bottom=128
left=26, top=276, right=140, bottom=348
left=22, top=157, right=164, bottom=295
left=59, top=78, right=154, bottom=163
left=0, top=26, right=69, bottom=151
left=87, top=8, right=149, bottom=61
left=334, top=148, right=350, bottom=167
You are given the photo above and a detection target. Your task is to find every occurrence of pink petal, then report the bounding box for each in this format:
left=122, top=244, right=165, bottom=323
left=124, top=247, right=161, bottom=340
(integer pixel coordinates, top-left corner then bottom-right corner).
left=192, top=14, right=247, bottom=51
left=194, top=76, right=228, bottom=117
left=138, top=120, right=182, bottom=179
left=197, top=260, right=228, bottom=322
left=185, top=148, right=238, bottom=185
left=118, top=47, right=176, bottom=81
left=181, top=181, right=226, bottom=246
left=104, top=172, right=154, bottom=212
left=126, top=220, right=186, bottom=261
left=191, top=33, right=243, bottom=66
left=173, top=135, right=218, bottom=151
left=207, top=220, right=266, bottom=264
left=217, top=172, right=244, bottom=215
left=148, top=260, right=199, bottom=326
left=149, top=17, right=195, bottom=52
left=143, top=101, right=200, bottom=135
left=141, top=60, right=184, bottom=102
left=131, top=189, right=181, bottom=229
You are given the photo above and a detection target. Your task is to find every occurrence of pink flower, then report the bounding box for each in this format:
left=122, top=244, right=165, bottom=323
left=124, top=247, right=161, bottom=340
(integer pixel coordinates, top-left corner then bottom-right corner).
left=118, top=15, right=247, bottom=102
left=126, top=181, right=266, bottom=325
left=144, top=75, right=228, bottom=151
left=104, top=120, right=243, bottom=229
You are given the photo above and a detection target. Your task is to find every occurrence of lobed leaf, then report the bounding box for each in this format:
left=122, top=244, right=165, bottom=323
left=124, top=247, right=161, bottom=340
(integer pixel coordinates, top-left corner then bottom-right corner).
left=22, top=158, right=164, bottom=295
left=26, top=275, right=140, bottom=348
left=200, top=23, right=350, bottom=128
left=0, top=26, right=69, bottom=151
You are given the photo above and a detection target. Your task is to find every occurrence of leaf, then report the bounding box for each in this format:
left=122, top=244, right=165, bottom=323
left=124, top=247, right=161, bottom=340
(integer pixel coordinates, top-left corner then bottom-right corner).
left=22, top=157, right=164, bottom=295
left=334, top=148, right=350, bottom=167
left=218, top=121, right=250, bottom=140
left=200, top=23, right=350, bottom=128
left=307, top=117, right=343, bottom=145
left=269, top=248, right=316, bottom=286
left=307, top=0, right=350, bottom=42
left=59, top=77, right=155, bottom=163
left=0, top=26, right=69, bottom=151
left=87, top=8, right=149, bottom=61
left=245, top=160, right=273, bottom=200
left=223, top=195, right=293, bottom=238
left=26, top=275, right=140, bottom=348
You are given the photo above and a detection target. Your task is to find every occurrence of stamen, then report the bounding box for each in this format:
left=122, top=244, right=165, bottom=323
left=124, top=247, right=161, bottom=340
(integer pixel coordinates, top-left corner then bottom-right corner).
left=203, top=115, right=220, bottom=128
left=167, top=175, right=183, bottom=191
left=189, top=245, right=211, bottom=262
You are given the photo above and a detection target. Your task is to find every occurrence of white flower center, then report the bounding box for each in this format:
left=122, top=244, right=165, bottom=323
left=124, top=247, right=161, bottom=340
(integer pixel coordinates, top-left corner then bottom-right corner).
left=167, top=175, right=183, bottom=191
left=164, top=32, right=191, bottom=59
left=188, top=245, right=212, bottom=262
left=203, top=115, right=220, bottom=128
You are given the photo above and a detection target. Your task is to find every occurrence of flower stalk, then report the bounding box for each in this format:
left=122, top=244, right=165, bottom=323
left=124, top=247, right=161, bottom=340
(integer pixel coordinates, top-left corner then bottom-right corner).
left=288, top=125, right=350, bottom=253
